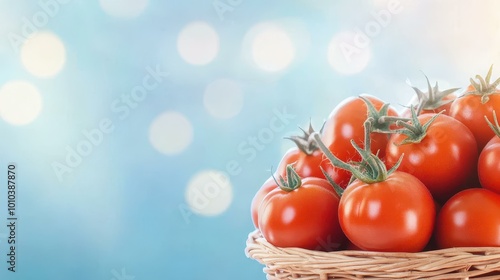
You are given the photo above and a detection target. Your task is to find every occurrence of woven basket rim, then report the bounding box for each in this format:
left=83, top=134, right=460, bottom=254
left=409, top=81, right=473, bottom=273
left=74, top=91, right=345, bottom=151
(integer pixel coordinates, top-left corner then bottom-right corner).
left=245, top=229, right=500, bottom=280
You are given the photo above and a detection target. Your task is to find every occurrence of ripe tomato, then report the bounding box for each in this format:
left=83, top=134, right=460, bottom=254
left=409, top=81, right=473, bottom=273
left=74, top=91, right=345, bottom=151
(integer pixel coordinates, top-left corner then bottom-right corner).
left=338, top=171, right=435, bottom=252
left=450, top=95, right=500, bottom=150
left=321, top=94, right=398, bottom=187
left=276, top=124, right=342, bottom=184
left=276, top=147, right=337, bottom=181
left=258, top=175, right=345, bottom=250
left=385, top=114, right=478, bottom=203
left=478, top=135, right=500, bottom=194
left=449, top=67, right=500, bottom=150
left=435, top=188, right=500, bottom=248
left=250, top=177, right=276, bottom=229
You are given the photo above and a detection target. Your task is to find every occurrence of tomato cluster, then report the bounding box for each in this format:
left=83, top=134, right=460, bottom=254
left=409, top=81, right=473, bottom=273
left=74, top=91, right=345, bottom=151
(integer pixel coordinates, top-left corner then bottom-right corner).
left=251, top=66, right=500, bottom=252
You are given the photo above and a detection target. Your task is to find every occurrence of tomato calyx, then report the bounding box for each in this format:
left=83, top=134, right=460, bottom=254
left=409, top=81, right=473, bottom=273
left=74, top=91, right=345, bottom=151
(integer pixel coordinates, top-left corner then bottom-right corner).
left=485, top=110, right=500, bottom=138
left=408, top=74, right=459, bottom=113
left=360, top=96, right=402, bottom=133
left=467, top=65, right=500, bottom=104
left=389, top=108, right=443, bottom=145
left=313, top=118, right=403, bottom=184
left=284, top=122, right=321, bottom=156
left=273, top=164, right=302, bottom=192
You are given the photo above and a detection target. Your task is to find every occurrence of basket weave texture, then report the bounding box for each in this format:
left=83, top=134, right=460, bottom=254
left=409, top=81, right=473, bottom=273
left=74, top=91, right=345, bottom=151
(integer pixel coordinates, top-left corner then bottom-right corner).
left=245, top=230, right=500, bottom=280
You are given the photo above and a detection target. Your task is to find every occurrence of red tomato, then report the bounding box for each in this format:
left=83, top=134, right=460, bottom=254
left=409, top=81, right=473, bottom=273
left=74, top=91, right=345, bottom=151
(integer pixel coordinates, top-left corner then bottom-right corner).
left=258, top=176, right=345, bottom=250
left=321, top=94, right=398, bottom=187
left=450, top=95, right=500, bottom=150
left=435, top=188, right=500, bottom=248
left=338, top=171, right=435, bottom=252
left=276, top=147, right=337, bottom=181
left=449, top=68, right=500, bottom=150
left=250, top=177, right=276, bottom=229
left=385, top=114, right=478, bottom=203
left=478, top=136, right=500, bottom=194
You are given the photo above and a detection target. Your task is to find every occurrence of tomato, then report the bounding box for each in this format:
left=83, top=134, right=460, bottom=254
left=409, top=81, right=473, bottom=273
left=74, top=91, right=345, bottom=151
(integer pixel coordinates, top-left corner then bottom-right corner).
left=435, top=188, right=500, bottom=248
left=338, top=171, right=435, bottom=252
left=258, top=174, right=345, bottom=250
left=449, top=67, right=500, bottom=150
left=478, top=135, right=500, bottom=194
left=385, top=114, right=478, bottom=203
left=250, top=177, right=277, bottom=229
left=276, top=147, right=337, bottom=181
left=450, top=95, right=500, bottom=150
left=321, top=94, right=398, bottom=187
left=275, top=123, right=342, bottom=184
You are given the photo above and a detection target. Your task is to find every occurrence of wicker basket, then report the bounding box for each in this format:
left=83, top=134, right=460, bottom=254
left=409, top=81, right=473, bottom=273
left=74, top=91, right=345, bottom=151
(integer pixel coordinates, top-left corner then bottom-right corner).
left=245, top=230, right=500, bottom=280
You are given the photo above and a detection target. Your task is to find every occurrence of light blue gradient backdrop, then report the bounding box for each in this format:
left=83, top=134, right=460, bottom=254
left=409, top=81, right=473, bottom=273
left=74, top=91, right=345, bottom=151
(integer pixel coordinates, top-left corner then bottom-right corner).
left=1, top=1, right=500, bottom=280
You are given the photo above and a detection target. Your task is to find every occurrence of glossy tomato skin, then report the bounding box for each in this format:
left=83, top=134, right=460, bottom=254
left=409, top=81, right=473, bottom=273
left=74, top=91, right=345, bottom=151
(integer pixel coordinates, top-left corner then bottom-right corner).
left=478, top=136, right=500, bottom=194
left=258, top=177, right=345, bottom=250
left=435, top=188, right=500, bottom=248
left=251, top=177, right=277, bottom=229
left=322, top=94, right=398, bottom=187
left=338, top=171, right=435, bottom=252
left=449, top=94, right=500, bottom=151
left=276, top=147, right=337, bottom=182
left=385, top=114, right=478, bottom=203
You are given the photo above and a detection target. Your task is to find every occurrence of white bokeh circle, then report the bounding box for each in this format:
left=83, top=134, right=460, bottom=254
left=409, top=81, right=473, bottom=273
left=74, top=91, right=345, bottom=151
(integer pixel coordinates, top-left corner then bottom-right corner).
left=251, top=24, right=295, bottom=72
left=149, top=111, right=193, bottom=155
left=327, top=31, right=372, bottom=75
left=186, top=170, right=233, bottom=216
left=177, top=21, right=219, bottom=65
left=20, top=31, right=66, bottom=78
left=0, top=80, right=43, bottom=125
left=99, top=0, right=149, bottom=18
left=204, top=79, right=244, bottom=119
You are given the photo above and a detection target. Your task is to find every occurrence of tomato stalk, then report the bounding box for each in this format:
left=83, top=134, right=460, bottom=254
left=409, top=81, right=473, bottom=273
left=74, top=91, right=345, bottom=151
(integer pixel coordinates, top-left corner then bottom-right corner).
left=395, top=112, right=441, bottom=144
left=408, top=74, right=459, bottom=114
left=467, top=65, right=500, bottom=104
left=485, top=110, right=500, bottom=138
left=284, top=122, right=321, bottom=155
left=360, top=96, right=402, bottom=133
left=383, top=107, right=443, bottom=145
left=273, top=164, right=302, bottom=192
left=312, top=118, right=402, bottom=184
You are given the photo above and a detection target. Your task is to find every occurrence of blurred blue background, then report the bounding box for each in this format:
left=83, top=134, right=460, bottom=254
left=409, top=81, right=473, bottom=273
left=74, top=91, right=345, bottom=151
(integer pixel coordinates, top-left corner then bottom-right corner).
left=0, top=0, right=500, bottom=279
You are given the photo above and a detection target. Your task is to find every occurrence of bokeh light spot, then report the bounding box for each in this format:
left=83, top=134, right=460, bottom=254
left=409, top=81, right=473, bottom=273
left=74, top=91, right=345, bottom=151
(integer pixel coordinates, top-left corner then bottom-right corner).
left=149, top=111, right=193, bottom=155
left=177, top=21, right=219, bottom=65
left=186, top=170, right=233, bottom=216
left=0, top=80, right=43, bottom=125
left=20, top=31, right=66, bottom=78
left=251, top=24, right=295, bottom=72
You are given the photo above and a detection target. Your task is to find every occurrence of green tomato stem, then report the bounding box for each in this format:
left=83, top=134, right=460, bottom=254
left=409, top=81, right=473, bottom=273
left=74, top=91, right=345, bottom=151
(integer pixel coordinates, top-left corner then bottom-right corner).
left=272, top=164, right=302, bottom=192
left=312, top=118, right=398, bottom=184
left=485, top=110, right=500, bottom=138
left=320, top=167, right=344, bottom=197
